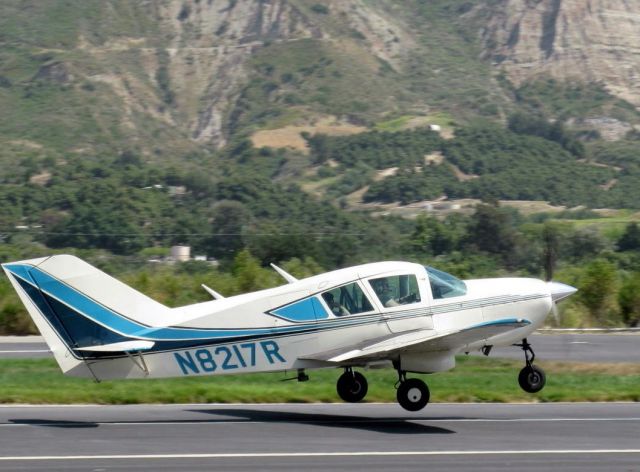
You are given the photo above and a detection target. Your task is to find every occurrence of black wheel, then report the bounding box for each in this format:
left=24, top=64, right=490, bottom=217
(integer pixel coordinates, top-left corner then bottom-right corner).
left=336, top=371, right=368, bottom=403
left=397, top=378, right=430, bottom=412
left=518, top=365, right=546, bottom=393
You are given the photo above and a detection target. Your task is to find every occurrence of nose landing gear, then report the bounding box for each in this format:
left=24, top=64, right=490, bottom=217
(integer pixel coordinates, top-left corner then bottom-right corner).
left=515, top=338, right=546, bottom=393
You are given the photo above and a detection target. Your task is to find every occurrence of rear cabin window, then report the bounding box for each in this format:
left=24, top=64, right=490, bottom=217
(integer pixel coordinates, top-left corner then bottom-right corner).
left=321, top=282, right=374, bottom=316
left=370, top=275, right=421, bottom=308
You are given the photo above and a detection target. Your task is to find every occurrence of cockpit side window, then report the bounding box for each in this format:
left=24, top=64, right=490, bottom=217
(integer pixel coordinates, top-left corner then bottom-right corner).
left=370, top=275, right=421, bottom=308
left=426, top=266, right=467, bottom=299
left=321, top=282, right=374, bottom=316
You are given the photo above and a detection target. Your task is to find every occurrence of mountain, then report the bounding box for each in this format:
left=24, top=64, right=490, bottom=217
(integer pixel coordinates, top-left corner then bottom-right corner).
left=485, top=0, right=640, bottom=107
left=2, top=0, right=639, bottom=155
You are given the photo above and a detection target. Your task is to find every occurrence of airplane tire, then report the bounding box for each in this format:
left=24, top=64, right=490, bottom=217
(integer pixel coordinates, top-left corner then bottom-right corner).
left=397, top=378, right=430, bottom=412
left=336, top=371, right=368, bottom=403
left=518, top=365, right=546, bottom=393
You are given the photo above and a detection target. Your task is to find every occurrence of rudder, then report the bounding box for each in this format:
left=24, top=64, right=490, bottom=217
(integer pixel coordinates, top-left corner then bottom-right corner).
left=2, top=255, right=172, bottom=377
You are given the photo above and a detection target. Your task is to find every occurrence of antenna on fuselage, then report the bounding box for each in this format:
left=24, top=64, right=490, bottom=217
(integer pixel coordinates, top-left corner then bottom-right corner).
left=270, top=263, right=298, bottom=284
left=201, top=284, right=225, bottom=300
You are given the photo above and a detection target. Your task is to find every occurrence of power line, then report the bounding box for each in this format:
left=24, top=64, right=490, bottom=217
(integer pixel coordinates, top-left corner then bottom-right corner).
left=1, top=230, right=366, bottom=237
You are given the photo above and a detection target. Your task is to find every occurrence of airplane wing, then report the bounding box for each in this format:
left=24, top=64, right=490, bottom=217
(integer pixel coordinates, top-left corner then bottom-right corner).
left=302, top=318, right=530, bottom=364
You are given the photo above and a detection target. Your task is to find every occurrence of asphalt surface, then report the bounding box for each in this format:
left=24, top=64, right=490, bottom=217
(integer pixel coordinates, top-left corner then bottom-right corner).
left=2, top=333, right=639, bottom=363
left=0, top=339, right=49, bottom=359
left=0, top=403, right=638, bottom=471
left=480, top=332, right=640, bottom=363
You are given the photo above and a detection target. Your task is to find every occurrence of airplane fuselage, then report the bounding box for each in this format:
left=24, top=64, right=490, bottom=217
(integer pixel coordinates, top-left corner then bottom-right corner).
left=58, top=265, right=552, bottom=381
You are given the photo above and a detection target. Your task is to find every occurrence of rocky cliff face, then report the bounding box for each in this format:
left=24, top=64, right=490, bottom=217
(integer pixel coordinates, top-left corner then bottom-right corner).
left=156, top=0, right=322, bottom=146
left=85, top=0, right=415, bottom=148
left=7, top=0, right=640, bottom=154
left=484, top=0, right=640, bottom=106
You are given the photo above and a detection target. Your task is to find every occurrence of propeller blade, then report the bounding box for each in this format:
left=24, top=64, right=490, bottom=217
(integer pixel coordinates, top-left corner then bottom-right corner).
left=552, top=300, right=560, bottom=324
left=546, top=281, right=577, bottom=326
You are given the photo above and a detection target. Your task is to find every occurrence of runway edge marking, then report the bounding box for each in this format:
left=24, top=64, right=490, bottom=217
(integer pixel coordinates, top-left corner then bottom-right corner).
left=2, top=417, right=640, bottom=428
left=2, top=450, right=640, bottom=461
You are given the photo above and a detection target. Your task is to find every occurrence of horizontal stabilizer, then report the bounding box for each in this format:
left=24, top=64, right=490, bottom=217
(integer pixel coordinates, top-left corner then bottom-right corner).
left=76, top=341, right=155, bottom=352
left=303, top=318, right=531, bottom=364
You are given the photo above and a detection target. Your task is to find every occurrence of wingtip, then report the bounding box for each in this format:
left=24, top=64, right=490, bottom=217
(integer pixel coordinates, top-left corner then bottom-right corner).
left=270, top=263, right=298, bottom=284
left=201, top=284, right=225, bottom=300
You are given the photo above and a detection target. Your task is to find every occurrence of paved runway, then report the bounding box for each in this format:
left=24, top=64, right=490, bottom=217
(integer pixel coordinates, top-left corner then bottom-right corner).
left=2, top=333, right=639, bottom=362
left=0, top=337, right=49, bottom=359
left=481, top=332, right=640, bottom=363
left=0, top=403, right=638, bottom=471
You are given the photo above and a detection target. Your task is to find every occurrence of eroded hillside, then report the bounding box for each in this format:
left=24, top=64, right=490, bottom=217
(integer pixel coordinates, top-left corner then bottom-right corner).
left=2, top=0, right=640, bottom=159
left=0, top=0, right=421, bottom=156
left=484, top=0, right=640, bottom=106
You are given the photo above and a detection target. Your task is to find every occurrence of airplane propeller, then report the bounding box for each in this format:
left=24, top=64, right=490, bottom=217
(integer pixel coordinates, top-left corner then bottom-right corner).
left=551, top=299, right=559, bottom=324
left=546, top=281, right=578, bottom=324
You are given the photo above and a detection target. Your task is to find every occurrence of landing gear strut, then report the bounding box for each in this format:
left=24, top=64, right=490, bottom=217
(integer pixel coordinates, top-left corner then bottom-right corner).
left=336, top=368, right=368, bottom=403
left=515, top=338, right=546, bottom=393
left=395, top=367, right=430, bottom=412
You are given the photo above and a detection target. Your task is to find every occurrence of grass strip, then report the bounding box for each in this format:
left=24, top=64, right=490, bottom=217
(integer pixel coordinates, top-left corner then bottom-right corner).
left=1, top=356, right=639, bottom=404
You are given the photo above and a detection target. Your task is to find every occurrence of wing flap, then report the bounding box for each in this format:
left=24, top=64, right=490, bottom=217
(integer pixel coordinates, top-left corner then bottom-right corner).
left=303, top=318, right=530, bottom=364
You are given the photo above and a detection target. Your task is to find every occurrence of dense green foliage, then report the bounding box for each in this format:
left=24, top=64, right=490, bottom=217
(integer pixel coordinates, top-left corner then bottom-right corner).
left=306, top=122, right=640, bottom=208
left=442, top=125, right=615, bottom=206
left=513, top=78, right=640, bottom=125
left=507, top=112, right=584, bottom=157
left=308, top=128, right=443, bottom=167
left=365, top=166, right=458, bottom=204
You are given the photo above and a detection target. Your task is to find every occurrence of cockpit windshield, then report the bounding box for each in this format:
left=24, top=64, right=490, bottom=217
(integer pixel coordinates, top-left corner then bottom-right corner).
left=425, top=266, right=467, bottom=299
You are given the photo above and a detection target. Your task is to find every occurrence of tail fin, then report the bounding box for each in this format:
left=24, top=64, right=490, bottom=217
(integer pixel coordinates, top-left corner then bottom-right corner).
left=2, top=255, right=172, bottom=377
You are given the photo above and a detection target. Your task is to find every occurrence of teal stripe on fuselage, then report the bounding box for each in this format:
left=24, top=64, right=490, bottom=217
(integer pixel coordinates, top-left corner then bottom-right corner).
left=464, top=318, right=530, bottom=331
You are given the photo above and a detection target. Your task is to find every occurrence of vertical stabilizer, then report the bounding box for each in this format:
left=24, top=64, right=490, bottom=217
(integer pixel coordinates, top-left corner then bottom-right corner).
left=1, top=255, right=174, bottom=378
left=2, top=257, right=89, bottom=376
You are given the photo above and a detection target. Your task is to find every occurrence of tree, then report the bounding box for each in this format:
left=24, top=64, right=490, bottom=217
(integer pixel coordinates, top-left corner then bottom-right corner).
left=618, top=272, right=640, bottom=326
left=561, top=226, right=607, bottom=262
left=232, top=249, right=273, bottom=292
left=411, top=215, right=455, bottom=256
left=207, top=201, right=252, bottom=259
left=617, top=222, right=640, bottom=252
left=579, top=259, right=621, bottom=326
left=465, top=204, right=518, bottom=263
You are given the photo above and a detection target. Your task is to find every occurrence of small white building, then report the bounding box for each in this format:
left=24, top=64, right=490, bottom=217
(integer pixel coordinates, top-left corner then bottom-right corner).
left=170, top=245, right=191, bottom=262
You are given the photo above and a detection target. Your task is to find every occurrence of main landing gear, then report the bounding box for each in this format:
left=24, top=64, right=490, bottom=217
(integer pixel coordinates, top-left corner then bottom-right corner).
left=336, top=365, right=431, bottom=412
left=395, top=369, right=430, bottom=412
left=336, top=368, right=368, bottom=403
left=515, top=338, right=546, bottom=393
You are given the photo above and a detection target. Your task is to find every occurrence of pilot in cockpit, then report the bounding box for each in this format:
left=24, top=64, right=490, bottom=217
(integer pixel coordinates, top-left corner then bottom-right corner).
left=323, top=292, right=350, bottom=316
left=372, top=278, right=399, bottom=307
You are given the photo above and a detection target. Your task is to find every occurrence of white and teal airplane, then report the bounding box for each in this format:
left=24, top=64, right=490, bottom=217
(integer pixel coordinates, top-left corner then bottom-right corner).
left=2, top=255, right=576, bottom=411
